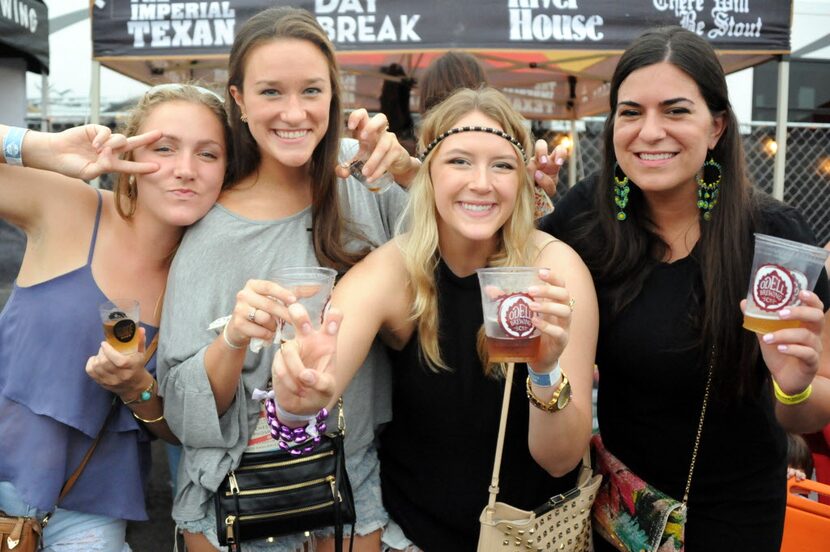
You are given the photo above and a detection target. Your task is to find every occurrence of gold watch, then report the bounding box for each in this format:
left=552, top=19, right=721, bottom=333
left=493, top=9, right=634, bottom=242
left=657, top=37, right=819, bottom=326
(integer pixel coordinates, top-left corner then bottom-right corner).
left=526, top=373, right=571, bottom=413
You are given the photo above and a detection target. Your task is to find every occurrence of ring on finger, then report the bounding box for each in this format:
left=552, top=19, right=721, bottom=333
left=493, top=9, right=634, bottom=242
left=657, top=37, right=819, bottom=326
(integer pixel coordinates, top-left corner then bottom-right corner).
left=247, top=306, right=257, bottom=322
left=568, top=297, right=576, bottom=312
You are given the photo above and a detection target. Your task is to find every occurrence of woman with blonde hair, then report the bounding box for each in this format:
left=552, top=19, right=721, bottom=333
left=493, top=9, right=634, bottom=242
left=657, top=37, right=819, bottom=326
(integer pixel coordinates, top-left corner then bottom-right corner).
left=0, top=83, right=229, bottom=550
left=271, top=87, right=598, bottom=551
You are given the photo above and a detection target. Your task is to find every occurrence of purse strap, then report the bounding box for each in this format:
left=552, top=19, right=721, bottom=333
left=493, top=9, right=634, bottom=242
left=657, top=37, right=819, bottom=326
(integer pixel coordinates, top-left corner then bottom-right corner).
left=484, top=362, right=593, bottom=515
left=681, top=345, right=715, bottom=505
left=50, top=333, right=160, bottom=516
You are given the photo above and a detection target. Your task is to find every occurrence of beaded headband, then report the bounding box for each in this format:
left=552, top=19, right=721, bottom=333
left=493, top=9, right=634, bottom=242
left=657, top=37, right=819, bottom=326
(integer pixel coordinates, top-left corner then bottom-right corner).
left=419, top=126, right=527, bottom=163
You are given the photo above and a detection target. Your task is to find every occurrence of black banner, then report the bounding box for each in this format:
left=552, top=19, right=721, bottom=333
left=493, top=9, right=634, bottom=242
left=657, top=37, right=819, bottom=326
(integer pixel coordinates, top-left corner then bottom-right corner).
left=0, top=0, right=49, bottom=74
left=92, top=0, right=791, bottom=59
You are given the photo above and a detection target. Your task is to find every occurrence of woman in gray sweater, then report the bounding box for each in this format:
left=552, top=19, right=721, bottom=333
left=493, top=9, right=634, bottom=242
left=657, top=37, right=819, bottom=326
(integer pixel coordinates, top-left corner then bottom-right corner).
left=156, top=7, right=419, bottom=552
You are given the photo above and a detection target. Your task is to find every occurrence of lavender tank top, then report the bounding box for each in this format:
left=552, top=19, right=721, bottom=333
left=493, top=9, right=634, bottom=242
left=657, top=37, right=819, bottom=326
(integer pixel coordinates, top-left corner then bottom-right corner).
left=0, top=190, right=157, bottom=520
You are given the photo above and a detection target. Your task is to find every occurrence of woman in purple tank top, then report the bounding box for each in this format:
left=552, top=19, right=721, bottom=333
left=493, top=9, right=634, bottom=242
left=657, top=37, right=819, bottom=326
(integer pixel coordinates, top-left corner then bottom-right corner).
left=0, top=84, right=229, bottom=550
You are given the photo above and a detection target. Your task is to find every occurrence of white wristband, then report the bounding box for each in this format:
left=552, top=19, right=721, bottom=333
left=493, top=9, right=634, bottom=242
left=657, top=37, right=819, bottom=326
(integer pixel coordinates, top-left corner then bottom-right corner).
left=527, top=360, right=562, bottom=387
left=274, top=398, right=317, bottom=424
left=3, top=127, right=29, bottom=166
left=222, top=323, right=245, bottom=350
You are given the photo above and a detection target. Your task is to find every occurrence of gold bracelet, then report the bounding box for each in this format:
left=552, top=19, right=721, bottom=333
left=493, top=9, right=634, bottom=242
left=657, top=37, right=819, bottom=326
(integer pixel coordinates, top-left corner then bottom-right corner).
left=131, top=411, right=165, bottom=424
left=122, top=378, right=155, bottom=405
left=772, top=379, right=812, bottom=406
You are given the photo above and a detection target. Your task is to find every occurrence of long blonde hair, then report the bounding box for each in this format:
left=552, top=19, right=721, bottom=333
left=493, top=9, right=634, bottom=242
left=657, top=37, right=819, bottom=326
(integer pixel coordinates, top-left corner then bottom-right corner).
left=398, top=87, right=537, bottom=371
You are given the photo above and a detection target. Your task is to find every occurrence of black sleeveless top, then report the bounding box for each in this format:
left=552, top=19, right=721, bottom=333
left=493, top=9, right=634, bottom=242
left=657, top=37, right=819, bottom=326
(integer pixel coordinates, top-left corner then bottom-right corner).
left=379, top=259, right=578, bottom=552
left=538, top=175, right=830, bottom=552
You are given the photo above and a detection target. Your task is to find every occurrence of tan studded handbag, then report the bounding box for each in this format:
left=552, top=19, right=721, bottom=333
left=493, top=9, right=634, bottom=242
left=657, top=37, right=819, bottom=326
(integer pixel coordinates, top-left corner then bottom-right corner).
left=477, top=362, right=601, bottom=552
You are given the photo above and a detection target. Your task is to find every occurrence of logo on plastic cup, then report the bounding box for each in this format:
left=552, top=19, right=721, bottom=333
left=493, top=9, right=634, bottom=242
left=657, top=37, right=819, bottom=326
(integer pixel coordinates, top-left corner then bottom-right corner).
left=497, top=293, right=535, bottom=338
left=108, top=310, right=137, bottom=343
left=752, top=264, right=796, bottom=312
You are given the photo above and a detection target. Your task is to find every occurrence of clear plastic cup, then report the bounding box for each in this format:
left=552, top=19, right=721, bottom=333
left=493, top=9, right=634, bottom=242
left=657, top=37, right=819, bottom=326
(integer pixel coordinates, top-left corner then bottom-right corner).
left=99, top=299, right=140, bottom=354
left=476, top=267, right=542, bottom=363
left=338, top=138, right=395, bottom=194
left=743, top=233, right=829, bottom=334
left=271, top=267, right=338, bottom=341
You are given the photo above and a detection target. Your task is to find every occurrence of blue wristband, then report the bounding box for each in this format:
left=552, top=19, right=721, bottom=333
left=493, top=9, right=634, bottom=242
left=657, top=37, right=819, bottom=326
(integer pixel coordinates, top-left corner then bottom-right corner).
left=527, top=360, right=562, bottom=387
left=3, top=126, right=29, bottom=167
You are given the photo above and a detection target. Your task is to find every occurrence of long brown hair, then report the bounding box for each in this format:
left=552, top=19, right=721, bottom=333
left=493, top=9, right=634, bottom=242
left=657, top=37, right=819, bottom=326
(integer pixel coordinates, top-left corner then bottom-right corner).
left=570, top=26, right=762, bottom=398
left=225, top=7, right=366, bottom=271
left=418, top=51, right=487, bottom=114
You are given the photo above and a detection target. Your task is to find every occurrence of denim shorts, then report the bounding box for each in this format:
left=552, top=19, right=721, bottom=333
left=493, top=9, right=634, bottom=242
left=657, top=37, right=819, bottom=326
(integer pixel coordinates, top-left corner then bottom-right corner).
left=178, top=443, right=387, bottom=550
left=0, top=481, right=130, bottom=552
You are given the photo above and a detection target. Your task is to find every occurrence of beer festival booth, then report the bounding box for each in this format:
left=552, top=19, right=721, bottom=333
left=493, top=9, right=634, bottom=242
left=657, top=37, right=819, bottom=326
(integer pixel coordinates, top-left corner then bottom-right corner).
left=90, top=0, right=794, bottom=192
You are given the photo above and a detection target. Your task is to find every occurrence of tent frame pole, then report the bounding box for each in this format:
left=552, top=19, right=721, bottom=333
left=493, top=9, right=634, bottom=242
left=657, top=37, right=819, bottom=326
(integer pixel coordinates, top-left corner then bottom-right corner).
left=772, top=55, right=790, bottom=201
left=90, top=60, right=101, bottom=188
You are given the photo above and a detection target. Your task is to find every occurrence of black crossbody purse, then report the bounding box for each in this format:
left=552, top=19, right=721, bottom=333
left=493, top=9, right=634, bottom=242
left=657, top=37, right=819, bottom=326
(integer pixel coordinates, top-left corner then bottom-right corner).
left=214, top=402, right=356, bottom=552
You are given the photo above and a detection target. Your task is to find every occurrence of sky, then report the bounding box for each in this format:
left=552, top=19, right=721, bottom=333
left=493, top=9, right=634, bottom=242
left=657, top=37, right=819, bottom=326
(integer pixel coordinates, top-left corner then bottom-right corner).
left=26, top=0, right=830, bottom=108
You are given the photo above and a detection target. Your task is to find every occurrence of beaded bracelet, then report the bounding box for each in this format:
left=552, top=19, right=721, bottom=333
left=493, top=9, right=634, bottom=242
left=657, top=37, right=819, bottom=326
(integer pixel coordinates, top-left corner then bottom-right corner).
left=772, top=379, right=812, bottom=406
left=264, top=398, right=328, bottom=456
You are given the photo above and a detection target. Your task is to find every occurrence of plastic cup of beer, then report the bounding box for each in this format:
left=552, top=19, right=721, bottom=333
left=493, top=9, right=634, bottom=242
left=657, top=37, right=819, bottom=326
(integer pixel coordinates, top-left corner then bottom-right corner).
left=271, top=267, right=338, bottom=341
left=742, top=233, right=829, bottom=334
left=99, top=299, right=140, bottom=354
left=476, top=267, right=542, bottom=363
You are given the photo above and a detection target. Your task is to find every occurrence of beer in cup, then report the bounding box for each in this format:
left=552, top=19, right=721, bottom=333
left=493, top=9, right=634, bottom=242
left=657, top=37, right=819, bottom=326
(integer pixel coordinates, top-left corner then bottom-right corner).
left=99, top=299, right=140, bottom=354
left=743, top=234, right=829, bottom=334
left=476, top=267, right=542, bottom=363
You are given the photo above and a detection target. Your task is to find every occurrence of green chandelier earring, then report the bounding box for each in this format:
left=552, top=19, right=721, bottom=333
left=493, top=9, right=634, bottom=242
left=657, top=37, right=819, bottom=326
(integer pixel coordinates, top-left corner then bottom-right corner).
left=696, top=156, right=722, bottom=221
left=613, top=164, right=630, bottom=221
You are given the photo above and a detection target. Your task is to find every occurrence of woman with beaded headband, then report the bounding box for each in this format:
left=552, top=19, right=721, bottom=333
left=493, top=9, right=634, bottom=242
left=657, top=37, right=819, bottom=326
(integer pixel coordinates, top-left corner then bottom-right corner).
left=0, top=83, right=230, bottom=550
left=155, top=6, right=421, bottom=552
left=269, top=87, right=598, bottom=551
left=538, top=26, right=829, bottom=551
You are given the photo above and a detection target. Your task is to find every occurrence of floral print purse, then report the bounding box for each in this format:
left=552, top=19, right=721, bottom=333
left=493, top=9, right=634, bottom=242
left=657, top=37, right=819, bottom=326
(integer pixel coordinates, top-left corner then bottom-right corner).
left=591, top=350, right=714, bottom=552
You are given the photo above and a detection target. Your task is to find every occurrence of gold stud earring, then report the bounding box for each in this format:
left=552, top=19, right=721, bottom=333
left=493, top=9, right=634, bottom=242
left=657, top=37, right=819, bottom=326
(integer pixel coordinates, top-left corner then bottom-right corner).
left=240, top=113, right=248, bottom=123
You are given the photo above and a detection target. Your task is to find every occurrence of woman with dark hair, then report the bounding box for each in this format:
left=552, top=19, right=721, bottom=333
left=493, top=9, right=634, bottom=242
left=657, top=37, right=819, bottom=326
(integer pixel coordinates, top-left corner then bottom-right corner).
left=538, top=26, right=829, bottom=551
left=156, top=7, right=419, bottom=552
left=418, top=51, right=487, bottom=114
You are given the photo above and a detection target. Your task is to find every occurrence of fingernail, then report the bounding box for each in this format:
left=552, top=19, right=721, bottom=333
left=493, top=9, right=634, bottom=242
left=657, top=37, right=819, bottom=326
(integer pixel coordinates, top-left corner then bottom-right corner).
left=528, top=301, right=542, bottom=310
left=301, top=323, right=312, bottom=335
left=800, top=290, right=812, bottom=300
left=777, top=344, right=788, bottom=352
left=556, top=157, right=564, bottom=166
left=300, top=371, right=316, bottom=385
left=540, top=155, right=548, bottom=165
left=360, top=131, right=368, bottom=140
left=779, top=309, right=791, bottom=318
left=763, top=333, right=774, bottom=343
left=539, top=268, right=550, bottom=278
left=527, top=285, right=540, bottom=295
left=327, top=321, right=338, bottom=334
left=535, top=170, right=544, bottom=180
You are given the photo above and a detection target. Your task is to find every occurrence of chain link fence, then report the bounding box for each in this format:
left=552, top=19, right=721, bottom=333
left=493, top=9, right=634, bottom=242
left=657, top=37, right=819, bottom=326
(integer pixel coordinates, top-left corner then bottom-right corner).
left=552, top=120, right=830, bottom=245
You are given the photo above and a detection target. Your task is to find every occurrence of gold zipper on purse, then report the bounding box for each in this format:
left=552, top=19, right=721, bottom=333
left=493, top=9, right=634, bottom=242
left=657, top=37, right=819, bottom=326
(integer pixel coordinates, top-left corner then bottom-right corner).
left=235, top=450, right=334, bottom=472
left=225, top=475, right=334, bottom=497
